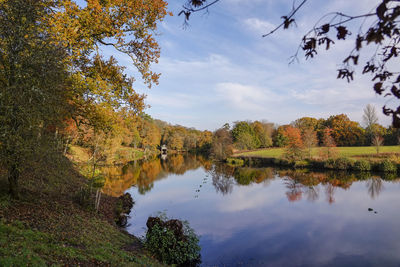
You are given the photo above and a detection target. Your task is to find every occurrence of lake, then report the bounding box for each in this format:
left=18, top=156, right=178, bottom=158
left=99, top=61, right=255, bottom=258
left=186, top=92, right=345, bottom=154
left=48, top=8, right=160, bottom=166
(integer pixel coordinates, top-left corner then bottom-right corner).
left=103, top=154, right=400, bottom=267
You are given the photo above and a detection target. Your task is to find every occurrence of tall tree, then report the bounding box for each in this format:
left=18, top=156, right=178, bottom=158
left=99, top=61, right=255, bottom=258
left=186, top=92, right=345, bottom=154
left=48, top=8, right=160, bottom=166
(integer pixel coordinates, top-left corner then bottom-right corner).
left=252, top=121, right=273, bottom=148
left=232, top=121, right=259, bottom=150
left=283, top=126, right=305, bottom=161
left=325, top=114, right=365, bottom=146
left=211, top=126, right=233, bottom=160
left=49, top=0, right=169, bottom=148
left=0, top=0, right=70, bottom=198
left=363, top=104, right=379, bottom=144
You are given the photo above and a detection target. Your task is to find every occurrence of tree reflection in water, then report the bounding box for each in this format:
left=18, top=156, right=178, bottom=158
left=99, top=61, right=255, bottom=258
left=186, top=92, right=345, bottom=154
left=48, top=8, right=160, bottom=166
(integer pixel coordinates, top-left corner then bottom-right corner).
left=102, top=154, right=211, bottom=196
left=367, top=177, right=384, bottom=199
left=101, top=155, right=400, bottom=204
left=210, top=164, right=235, bottom=195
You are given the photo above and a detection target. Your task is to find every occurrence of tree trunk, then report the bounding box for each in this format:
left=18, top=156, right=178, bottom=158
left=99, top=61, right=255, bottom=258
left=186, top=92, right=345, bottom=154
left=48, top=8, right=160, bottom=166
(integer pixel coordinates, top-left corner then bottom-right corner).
left=63, top=139, right=70, bottom=155
left=8, top=163, right=20, bottom=199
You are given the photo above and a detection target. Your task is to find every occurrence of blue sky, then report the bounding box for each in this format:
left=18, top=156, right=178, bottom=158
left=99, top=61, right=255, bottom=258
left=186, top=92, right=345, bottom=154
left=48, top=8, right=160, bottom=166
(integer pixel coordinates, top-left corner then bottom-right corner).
left=102, top=0, right=391, bottom=130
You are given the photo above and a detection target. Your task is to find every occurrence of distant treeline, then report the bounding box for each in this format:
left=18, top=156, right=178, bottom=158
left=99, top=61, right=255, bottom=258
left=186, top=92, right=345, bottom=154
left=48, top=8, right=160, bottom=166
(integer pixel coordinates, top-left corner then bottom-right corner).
left=210, top=114, right=399, bottom=160
left=64, top=112, right=213, bottom=155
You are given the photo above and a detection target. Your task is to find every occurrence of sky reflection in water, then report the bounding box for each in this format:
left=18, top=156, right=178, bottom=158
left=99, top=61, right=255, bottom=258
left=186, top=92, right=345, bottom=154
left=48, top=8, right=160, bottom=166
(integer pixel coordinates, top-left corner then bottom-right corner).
left=112, top=155, right=400, bottom=266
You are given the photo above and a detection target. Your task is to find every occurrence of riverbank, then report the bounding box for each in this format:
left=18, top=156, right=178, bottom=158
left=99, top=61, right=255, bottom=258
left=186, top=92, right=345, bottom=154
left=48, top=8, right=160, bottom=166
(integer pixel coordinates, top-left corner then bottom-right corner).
left=0, top=152, right=164, bottom=266
left=233, top=146, right=400, bottom=173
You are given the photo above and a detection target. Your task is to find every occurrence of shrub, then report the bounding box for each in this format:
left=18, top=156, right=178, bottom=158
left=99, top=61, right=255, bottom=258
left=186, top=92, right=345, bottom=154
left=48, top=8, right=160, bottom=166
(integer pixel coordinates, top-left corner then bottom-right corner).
left=324, top=158, right=336, bottom=169
left=334, top=157, right=353, bottom=170
left=380, top=160, right=397, bottom=173
left=353, top=160, right=372, bottom=171
left=145, top=216, right=201, bottom=266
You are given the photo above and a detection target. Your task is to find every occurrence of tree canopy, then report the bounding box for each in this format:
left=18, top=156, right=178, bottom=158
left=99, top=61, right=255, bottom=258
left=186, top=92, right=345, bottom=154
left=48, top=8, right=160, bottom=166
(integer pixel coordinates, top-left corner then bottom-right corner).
left=0, top=0, right=170, bottom=197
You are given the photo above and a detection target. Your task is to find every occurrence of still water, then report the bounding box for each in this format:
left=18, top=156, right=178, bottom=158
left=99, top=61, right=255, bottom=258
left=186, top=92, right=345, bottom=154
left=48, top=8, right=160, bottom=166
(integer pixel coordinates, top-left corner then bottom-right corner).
left=103, top=154, right=400, bottom=267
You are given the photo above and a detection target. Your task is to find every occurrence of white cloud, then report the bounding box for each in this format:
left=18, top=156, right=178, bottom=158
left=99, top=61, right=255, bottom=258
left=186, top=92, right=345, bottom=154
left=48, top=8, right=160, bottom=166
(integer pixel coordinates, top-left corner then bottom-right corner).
left=215, top=82, right=284, bottom=111
left=243, top=18, right=275, bottom=34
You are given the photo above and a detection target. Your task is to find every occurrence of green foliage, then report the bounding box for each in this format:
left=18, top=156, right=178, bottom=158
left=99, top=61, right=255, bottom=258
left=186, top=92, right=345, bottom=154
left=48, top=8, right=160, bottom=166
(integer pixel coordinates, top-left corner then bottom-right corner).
left=334, top=157, right=354, bottom=170
left=353, top=160, right=372, bottom=171
left=321, top=157, right=354, bottom=170
left=232, top=121, right=260, bottom=150
left=0, top=0, right=70, bottom=197
left=274, top=133, right=289, bottom=147
left=145, top=218, right=200, bottom=266
left=0, top=217, right=162, bottom=267
left=380, top=160, right=397, bottom=173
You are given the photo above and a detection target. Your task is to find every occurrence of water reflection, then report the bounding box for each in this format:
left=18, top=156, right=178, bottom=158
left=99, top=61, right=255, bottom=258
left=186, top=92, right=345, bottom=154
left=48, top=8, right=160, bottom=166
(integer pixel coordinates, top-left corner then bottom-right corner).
left=103, top=154, right=399, bottom=204
left=102, top=154, right=209, bottom=196
left=101, top=155, right=400, bottom=266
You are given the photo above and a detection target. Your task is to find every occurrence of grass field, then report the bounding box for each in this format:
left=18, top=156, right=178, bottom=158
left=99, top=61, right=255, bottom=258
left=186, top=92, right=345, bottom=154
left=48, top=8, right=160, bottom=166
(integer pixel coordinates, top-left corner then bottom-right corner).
left=235, top=146, right=400, bottom=159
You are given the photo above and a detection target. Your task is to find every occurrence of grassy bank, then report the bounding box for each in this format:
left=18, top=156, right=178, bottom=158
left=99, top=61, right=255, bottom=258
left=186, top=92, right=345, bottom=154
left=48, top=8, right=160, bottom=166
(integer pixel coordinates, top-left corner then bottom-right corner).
left=0, top=152, right=163, bottom=266
left=236, top=146, right=399, bottom=160
left=234, top=146, right=400, bottom=173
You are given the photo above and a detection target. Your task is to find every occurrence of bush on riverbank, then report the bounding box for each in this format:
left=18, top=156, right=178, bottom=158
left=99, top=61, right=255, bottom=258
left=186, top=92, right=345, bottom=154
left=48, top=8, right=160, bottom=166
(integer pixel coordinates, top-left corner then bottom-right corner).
left=353, top=159, right=372, bottom=171
left=380, top=160, right=397, bottom=172
left=145, top=215, right=201, bottom=266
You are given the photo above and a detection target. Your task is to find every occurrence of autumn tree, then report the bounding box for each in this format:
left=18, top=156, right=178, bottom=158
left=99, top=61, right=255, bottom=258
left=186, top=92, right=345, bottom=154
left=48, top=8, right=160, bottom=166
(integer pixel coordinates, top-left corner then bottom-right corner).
left=49, top=0, right=170, bottom=158
left=273, top=125, right=290, bottom=147
left=292, top=117, right=318, bottom=134
left=198, top=130, right=213, bottom=152
left=252, top=121, right=273, bottom=148
left=0, top=0, right=70, bottom=198
left=139, top=115, right=162, bottom=150
left=325, top=114, right=365, bottom=146
left=211, top=126, right=233, bottom=160
left=283, top=126, right=305, bottom=161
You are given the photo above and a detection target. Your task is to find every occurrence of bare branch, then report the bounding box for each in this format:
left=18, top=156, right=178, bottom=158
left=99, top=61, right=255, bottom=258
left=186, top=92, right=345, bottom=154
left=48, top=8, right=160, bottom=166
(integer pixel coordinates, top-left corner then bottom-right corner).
left=262, top=0, right=307, bottom=38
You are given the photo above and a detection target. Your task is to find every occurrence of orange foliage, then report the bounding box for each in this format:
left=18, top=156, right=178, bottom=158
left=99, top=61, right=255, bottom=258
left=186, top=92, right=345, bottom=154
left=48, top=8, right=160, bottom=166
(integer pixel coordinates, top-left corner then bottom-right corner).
left=284, top=126, right=304, bottom=148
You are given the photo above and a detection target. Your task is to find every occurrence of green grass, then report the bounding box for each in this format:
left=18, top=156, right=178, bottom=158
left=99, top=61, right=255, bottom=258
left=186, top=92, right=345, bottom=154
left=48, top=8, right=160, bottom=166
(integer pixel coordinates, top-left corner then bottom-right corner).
left=0, top=150, right=163, bottom=266
left=235, top=146, right=400, bottom=159
left=0, top=219, right=163, bottom=266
